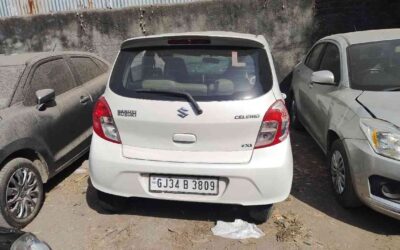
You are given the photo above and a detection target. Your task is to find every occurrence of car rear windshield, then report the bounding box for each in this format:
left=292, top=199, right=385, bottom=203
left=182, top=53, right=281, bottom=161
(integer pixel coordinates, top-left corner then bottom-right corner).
left=348, top=39, right=400, bottom=91
left=0, top=65, right=25, bottom=108
left=109, top=46, right=272, bottom=101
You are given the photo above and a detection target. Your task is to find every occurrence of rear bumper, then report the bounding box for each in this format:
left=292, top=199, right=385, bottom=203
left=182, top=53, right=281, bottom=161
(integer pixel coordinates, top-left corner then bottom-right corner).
left=89, top=133, right=293, bottom=206
left=344, top=139, right=400, bottom=220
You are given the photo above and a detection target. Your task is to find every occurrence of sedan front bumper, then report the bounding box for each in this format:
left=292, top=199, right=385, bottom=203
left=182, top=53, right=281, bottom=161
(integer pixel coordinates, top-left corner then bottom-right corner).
left=344, top=138, right=400, bottom=220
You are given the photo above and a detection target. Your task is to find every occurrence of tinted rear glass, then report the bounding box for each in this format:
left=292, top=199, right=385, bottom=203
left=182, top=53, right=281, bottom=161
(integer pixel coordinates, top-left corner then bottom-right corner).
left=0, top=65, right=25, bottom=108
left=109, top=47, right=272, bottom=101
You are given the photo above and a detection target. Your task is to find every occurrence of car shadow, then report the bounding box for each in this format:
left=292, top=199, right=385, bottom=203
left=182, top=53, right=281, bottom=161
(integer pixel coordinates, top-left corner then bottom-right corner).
left=44, top=152, right=89, bottom=192
left=290, top=129, right=400, bottom=235
left=85, top=178, right=262, bottom=224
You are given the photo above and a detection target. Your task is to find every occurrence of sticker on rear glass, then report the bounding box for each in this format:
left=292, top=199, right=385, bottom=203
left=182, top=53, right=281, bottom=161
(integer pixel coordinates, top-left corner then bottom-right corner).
left=232, top=51, right=246, bottom=67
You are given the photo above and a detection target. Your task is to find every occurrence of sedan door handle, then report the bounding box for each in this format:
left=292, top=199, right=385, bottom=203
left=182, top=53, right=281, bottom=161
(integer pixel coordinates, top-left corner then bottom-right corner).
left=80, top=95, right=91, bottom=104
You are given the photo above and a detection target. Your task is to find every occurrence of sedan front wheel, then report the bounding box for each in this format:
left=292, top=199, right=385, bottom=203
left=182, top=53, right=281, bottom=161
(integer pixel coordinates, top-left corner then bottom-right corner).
left=329, top=140, right=362, bottom=208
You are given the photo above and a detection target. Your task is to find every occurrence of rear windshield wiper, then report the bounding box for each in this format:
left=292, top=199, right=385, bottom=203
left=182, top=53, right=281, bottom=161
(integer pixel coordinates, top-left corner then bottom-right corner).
left=384, top=87, right=400, bottom=91
left=135, top=89, right=203, bottom=115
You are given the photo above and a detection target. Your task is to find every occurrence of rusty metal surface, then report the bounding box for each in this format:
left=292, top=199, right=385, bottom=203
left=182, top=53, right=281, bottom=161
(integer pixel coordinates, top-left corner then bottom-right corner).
left=0, top=0, right=204, bottom=17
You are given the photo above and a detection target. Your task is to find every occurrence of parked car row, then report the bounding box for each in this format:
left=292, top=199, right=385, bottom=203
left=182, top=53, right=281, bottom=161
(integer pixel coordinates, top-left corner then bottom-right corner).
left=0, top=29, right=399, bottom=231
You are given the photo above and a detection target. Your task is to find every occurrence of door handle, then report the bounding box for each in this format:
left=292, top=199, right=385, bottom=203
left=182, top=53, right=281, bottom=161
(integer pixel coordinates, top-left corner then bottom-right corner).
left=80, top=95, right=91, bottom=104
left=308, top=82, right=314, bottom=89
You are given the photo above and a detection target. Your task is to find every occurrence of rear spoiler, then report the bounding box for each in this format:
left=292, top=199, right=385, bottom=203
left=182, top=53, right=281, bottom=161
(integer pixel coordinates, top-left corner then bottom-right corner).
left=121, top=35, right=265, bottom=50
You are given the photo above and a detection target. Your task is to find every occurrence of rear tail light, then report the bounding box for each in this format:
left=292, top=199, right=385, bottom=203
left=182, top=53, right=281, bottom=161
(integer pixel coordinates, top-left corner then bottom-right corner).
left=93, top=97, right=121, bottom=144
left=255, top=100, right=290, bottom=149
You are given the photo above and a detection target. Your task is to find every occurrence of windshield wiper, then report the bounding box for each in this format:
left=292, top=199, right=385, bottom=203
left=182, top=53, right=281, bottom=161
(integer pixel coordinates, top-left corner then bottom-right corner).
left=383, top=87, right=400, bottom=91
left=135, top=89, right=203, bottom=115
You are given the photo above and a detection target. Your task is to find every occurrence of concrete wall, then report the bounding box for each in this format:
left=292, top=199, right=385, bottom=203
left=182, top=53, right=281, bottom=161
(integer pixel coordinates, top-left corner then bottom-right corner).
left=0, top=0, right=398, bottom=80
left=313, top=0, right=400, bottom=41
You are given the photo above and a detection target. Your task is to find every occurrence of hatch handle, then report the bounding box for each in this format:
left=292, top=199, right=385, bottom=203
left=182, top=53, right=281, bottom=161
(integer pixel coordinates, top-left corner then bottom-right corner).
left=173, top=134, right=197, bottom=144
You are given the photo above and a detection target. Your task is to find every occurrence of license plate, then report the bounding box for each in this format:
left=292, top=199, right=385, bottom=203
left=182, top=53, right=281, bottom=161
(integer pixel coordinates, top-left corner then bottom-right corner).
left=149, top=175, right=219, bottom=195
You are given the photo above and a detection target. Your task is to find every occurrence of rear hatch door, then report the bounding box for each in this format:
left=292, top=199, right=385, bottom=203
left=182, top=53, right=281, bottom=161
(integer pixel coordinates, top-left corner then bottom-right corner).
left=107, top=36, right=274, bottom=163
left=108, top=93, right=275, bottom=163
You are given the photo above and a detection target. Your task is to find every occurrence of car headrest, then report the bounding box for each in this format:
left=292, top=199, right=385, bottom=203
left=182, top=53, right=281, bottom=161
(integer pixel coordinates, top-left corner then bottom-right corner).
left=164, top=57, right=189, bottom=82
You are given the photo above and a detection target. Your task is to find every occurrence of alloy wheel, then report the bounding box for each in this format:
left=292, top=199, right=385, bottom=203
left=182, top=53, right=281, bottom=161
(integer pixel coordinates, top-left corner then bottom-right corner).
left=6, top=168, right=40, bottom=220
left=331, top=150, right=346, bottom=194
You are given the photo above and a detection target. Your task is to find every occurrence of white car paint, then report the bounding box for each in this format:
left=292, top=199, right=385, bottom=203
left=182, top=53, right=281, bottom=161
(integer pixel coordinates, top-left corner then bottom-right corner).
left=89, top=31, right=293, bottom=207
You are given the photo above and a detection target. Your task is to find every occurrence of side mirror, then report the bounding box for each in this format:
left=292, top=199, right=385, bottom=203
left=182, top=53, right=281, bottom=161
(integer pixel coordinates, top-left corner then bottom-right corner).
left=311, top=70, right=335, bottom=85
left=36, top=89, right=55, bottom=110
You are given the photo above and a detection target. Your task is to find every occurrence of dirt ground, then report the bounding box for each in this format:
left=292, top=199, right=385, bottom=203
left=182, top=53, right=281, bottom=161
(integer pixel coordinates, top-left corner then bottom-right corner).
left=26, top=130, right=400, bottom=249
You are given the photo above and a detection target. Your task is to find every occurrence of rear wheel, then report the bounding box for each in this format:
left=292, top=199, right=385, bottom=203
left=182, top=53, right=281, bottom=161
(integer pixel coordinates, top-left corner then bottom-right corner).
left=289, top=96, right=303, bottom=130
left=96, top=190, right=128, bottom=213
left=329, top=140, right=362, bottom=208
left=248, top=205, right=273, bottom=223
left=0, top=158, right=44, bottom=228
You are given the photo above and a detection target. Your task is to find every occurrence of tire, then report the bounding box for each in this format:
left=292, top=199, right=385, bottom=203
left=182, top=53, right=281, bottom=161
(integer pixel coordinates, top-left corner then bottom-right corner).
left=96, top=190, right=128, bottom=213
left=248, top=205, right=273, bottom=224
left=0, top=158, right=44, bottom=228
left=289, top=95, right=303, bottom=130
left=329, top=140, right=362, bottom=208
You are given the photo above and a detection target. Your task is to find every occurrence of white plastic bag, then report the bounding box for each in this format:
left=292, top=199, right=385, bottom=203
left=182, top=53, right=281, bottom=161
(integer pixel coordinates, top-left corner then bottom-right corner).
left=211, top=219, right=265, bottom=239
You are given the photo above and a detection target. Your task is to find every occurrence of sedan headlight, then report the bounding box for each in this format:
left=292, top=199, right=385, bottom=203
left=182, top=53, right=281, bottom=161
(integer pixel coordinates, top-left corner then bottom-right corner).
left=360, top=118, right=400, bottom=161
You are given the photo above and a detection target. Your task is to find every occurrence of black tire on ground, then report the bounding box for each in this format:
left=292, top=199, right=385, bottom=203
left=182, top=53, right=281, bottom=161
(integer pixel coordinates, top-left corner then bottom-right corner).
left=0, top=158, right=44, bottom=228
left=329, top=140, right=362, bottom=208
left=248, top=204, right=273, bottom=224
left=96, top=190, right=128, bottom=213
left=289, top=95, right=303, bottom=130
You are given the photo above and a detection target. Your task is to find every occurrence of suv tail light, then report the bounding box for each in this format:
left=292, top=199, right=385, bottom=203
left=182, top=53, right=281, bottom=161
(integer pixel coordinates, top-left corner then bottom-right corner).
left=93, top=97, right=121, bottom=144
left=255, top=100, right=290, bottom=149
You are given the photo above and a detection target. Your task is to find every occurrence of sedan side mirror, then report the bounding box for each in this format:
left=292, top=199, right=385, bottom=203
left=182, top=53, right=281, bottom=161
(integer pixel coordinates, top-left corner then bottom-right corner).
left=311, top=70, right=335, bottom=85
left=36, top=89, right=55, bottom=110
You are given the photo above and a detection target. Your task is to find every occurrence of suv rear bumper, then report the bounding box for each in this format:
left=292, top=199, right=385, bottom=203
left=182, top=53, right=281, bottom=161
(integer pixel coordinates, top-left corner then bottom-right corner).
left=89, top=133, right=293, bottom=206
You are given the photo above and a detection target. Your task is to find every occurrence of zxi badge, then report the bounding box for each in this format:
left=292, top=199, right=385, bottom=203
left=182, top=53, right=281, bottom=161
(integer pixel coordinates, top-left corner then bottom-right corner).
left=177, top=107, right=189, bottom=118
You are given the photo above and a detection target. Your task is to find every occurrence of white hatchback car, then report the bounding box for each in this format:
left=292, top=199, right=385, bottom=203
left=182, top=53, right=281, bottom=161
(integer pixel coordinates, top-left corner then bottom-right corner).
left=89, top=32, right=293, bottom=222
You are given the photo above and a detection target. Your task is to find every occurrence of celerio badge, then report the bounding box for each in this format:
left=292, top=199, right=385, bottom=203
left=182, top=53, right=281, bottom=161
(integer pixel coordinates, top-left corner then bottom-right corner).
left=234, top=114, right=260, bottom=120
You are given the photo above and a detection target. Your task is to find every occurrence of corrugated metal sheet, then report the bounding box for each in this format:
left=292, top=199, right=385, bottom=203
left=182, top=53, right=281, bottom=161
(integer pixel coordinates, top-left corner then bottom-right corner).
left=0, top=0, right=205, bottom=17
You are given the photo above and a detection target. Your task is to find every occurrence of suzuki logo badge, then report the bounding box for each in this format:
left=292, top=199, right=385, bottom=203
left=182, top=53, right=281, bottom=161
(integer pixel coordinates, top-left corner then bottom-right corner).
left=177, top=107, right=189, bottom=118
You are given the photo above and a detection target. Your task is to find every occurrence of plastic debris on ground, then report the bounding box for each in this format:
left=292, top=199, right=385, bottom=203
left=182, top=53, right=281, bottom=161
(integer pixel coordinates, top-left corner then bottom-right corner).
left=211, top=219, right=265, bottom=239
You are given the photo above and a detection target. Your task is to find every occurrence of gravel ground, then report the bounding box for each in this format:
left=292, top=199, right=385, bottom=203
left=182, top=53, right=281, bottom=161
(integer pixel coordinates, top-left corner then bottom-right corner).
left=26, top=130, right=400, bottom=249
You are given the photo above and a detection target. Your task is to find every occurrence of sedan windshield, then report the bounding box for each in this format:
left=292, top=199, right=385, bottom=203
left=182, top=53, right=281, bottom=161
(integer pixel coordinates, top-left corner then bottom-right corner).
left=0, top=65, right=25, bottom=108
left=348, top=39, right=400, bottom=91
